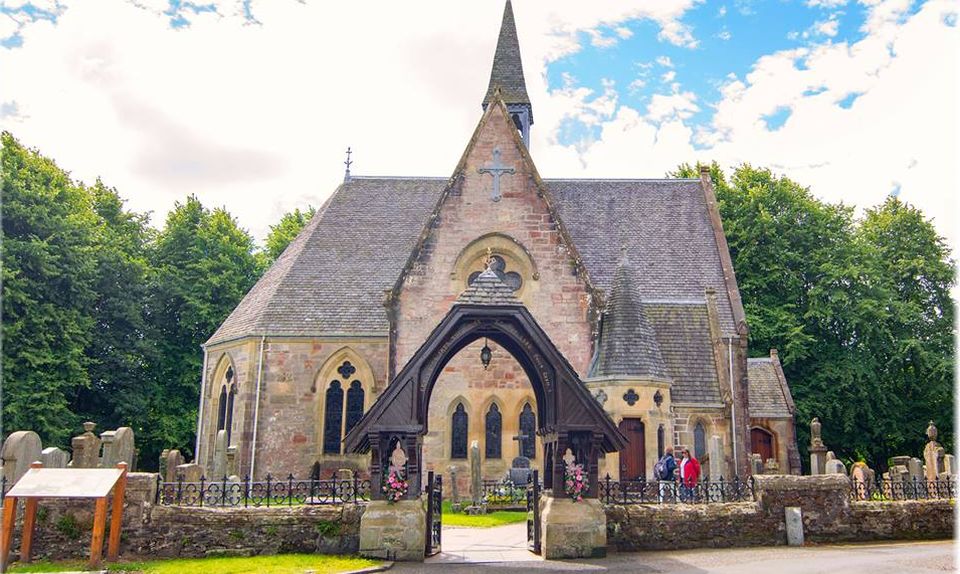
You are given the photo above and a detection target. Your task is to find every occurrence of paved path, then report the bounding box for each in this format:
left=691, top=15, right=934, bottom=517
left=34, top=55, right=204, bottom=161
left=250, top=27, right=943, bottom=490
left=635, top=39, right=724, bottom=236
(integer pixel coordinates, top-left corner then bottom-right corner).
left=400, top=539, right=955, bottom=573
left=427, top=523, right=538, bottom=564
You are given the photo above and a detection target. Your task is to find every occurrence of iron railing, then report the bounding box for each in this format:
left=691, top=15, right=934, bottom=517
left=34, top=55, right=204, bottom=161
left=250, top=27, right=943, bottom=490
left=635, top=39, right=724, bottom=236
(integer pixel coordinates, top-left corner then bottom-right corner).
left=480, top=479, right=528, bottom=508
left=849, top=476, right=955, bottom=501
left=600, top=475, right=755, bottom=505
left=156, top=474, right=371, bottom=507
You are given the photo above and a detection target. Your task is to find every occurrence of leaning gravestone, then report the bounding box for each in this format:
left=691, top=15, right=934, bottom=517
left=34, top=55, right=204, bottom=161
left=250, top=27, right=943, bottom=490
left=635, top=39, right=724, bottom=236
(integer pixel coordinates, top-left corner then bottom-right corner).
left=41, top=447, right=70, bottom=469
left=100, top=427, right=135, bottom=469
left=850, top=462, right=875, bottom=500
left=70, top=422, right=101, bottom=468
left=824, top=452, right=846, bottom=475
left=0, top=431, right=42, bottom=486
left=164, top=449, right=185, bottom=482
left=176, top=462, right=204, bottom=483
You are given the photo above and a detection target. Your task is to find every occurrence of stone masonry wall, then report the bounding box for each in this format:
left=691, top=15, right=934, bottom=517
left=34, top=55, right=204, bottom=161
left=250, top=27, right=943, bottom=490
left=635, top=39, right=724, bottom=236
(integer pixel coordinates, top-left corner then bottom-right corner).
left=4, top=473, right=363, bottom=562
left=606, top=474, right=953, bottom=551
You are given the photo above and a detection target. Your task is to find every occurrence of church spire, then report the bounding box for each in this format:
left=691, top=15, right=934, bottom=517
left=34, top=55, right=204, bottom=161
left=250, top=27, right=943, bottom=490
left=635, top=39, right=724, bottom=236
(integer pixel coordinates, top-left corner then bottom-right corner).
left=483, top=0, right=534, bottom=145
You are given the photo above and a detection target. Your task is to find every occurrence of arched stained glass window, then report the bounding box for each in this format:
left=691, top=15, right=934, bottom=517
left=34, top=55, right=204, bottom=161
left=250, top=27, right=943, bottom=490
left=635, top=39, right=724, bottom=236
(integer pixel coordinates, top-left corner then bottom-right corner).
left=225, top=384, right=237, bottom=444
left=217, top=385, right=228, bottom=431
left=694, top=422, right=706, bottom=460
left=519, top=402, right=536, bottom=459
left=345, top=380, right=365, bottom=437
left=451, top=403, right=468, bottom=459
left=485, top=404, right=502, bottom=459
left=323, top=380, right=344, bottom=454
left=657, top=424, right=665, bottom=458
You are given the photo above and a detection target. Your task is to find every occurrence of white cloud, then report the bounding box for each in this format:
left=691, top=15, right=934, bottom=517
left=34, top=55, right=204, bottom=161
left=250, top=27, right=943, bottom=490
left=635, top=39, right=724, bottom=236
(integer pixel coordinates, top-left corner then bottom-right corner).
left=807, top=0, right=848, bottom=7
left=815, top=17, right=840, bottom=37
left=656, top=55, right=674, bottom=67
left=615, top=26, right=632, bottom=39
left=661, top=70, right=677, bottom=82
left=717, top=29, right=732, bottom=41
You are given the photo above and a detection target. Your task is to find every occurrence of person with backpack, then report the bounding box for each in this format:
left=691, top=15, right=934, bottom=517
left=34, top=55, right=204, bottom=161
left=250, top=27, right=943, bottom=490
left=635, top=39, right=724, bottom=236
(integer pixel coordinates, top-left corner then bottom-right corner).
left=654, top=446, right=677, bottom=503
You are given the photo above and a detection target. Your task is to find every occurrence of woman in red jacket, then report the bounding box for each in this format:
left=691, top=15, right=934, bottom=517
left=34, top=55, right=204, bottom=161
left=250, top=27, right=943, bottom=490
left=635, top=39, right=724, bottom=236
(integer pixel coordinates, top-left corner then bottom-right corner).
left=679, top=448, right=701, bottom=502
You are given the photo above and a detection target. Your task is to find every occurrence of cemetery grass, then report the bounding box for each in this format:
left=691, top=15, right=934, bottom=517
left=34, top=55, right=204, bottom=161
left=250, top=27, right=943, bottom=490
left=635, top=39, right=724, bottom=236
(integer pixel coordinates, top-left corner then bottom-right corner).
left=8, top=554, right=380, bottom=574
left=441, top=500, right=527, bottom=527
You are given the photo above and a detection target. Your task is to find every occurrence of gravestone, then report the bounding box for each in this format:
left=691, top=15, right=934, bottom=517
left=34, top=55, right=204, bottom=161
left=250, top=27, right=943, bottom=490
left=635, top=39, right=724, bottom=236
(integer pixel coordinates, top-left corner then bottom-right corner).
left=469, top=440, right=482, bottom=505
left=212, top=429, right=228, bottom=478
left=850, top=462, right=875, bottom=500
left=749, top=453, right=764, bottom=476
left=907, top=457, right=924, bottom=481
left=824, top=452, right=846, bottom=475
left=69, top=422, right=101, bottom=468
left=943, top=454, right=955, bottom=476
left=508, top=456, right=532, bottom=485
left=176, top=462, right=204, bottom=483
left=226, top=445, right=239, bottom=479
left=448, top=466, right=460, bottom=504
left=785, top=507, right=804, bottom=546
left=100, top=427, right=134, bottom=469
left=708, top=435, right=723, bottom=479
left=41, top=447, right=70, bottom=469
left=763, top=458, right=780, bottom=474
left=923, top=421, right=942, bottom=481
left=0, top=430, right=42, bottom=486
left=164, top=449, right=184, bottom=482
left=808, top=417, right=828, bottom=475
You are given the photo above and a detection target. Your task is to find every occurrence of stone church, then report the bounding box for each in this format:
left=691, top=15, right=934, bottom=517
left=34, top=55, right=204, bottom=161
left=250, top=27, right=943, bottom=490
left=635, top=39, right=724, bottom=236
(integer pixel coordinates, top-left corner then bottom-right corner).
left=196, top=1, right=801, bottom=487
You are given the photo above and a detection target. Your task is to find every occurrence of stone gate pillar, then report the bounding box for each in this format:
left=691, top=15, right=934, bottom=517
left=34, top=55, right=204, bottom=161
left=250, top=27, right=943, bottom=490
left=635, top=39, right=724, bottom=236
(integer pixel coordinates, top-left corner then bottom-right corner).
left=540, top=430, right=607, bottom=559
left=359, top=432, right=426, bottom=561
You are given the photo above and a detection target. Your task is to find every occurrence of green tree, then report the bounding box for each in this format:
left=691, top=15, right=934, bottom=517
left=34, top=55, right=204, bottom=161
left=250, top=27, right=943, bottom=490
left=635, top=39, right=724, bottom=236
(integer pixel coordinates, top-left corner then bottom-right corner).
left=263, top=206, right=316, bottom=263
left=1, top=132, right=98, bottom=445
left=670, top=162, right=954, bottom=469
left=144, top=196, right=260, bottom=463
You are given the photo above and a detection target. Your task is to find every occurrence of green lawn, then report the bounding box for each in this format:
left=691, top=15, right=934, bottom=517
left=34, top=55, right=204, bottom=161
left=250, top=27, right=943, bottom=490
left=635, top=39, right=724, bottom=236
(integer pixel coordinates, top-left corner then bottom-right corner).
left=441, top=500, right=528, bottom=528
left=9, top=554, right=380, bottom=574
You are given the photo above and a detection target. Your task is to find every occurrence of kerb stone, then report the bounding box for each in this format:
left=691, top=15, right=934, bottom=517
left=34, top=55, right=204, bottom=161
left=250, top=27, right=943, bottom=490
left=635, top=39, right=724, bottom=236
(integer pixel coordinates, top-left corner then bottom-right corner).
left=785, top=507, right=804, bottom=546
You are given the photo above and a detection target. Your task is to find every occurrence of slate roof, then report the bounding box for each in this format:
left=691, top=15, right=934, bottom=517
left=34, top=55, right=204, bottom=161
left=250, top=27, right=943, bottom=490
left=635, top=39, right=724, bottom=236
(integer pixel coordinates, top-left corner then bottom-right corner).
left=483, top=0, right=531, bottom=107
left=208, top=177, right=741, bottom=349
left=456, top=267, right=522, bottom=306
left=591, top=259, right=668, bottom=379
left=747, top=357, right=794, bottom=418
left=645, top=302, right=723, bottom=404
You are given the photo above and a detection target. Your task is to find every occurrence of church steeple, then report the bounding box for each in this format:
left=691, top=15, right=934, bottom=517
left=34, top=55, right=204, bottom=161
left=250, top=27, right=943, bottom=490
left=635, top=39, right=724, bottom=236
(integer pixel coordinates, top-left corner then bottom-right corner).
left=483, top=0, right=533, bottom=145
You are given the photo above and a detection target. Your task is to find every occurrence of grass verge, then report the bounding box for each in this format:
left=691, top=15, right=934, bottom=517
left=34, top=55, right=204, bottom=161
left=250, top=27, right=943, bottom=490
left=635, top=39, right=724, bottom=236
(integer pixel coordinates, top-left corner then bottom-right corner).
left=441, top=500, right=527, bottom=528
left=9, top=553, right=380, bottom=574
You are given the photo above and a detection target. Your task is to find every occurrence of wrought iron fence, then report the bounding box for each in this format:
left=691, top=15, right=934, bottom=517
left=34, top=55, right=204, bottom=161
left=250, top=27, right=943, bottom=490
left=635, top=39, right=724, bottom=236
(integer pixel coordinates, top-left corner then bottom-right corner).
left=849, top=476, right=955, bottom=501
left=599, top=475, right=755, bottom=505
left=481, top=479, right=528, bottom=508
left=156, top=474, right=371, bottom=507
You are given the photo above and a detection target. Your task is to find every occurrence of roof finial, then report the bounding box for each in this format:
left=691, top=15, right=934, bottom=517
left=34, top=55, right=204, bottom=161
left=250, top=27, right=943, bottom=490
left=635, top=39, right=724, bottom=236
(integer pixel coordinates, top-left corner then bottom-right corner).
left=343, top=146, right=353, bottom=183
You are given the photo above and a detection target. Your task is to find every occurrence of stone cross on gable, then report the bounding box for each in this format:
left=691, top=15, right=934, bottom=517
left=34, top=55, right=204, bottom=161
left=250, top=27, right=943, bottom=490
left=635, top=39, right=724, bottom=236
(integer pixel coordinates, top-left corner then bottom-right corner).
left=477, top=147, right=515, bottom=202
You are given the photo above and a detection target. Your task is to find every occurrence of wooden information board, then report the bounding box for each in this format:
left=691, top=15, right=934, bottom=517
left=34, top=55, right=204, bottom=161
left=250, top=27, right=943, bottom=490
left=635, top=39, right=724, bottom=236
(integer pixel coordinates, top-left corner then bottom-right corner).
left=0, top=462, right=128, bottom=573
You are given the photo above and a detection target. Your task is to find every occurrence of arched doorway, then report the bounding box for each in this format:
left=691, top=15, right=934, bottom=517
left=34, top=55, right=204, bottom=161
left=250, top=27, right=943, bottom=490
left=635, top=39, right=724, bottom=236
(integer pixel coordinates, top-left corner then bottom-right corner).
left=344, top=269, right=625, bottom=560
left=751, top=427, right=775, bottom=463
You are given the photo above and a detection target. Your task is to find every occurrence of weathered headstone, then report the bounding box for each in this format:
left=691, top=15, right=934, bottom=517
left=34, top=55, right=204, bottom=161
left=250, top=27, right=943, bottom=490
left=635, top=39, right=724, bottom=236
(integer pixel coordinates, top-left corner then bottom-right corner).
left=850, top=462, right=875, bottom=500
left=785, top=507, right=804, bottom=546
left=749, top=453, right=764, bottom=476
left=212, top=429, right=228, bottom=478
left=763, top=458, right=780, bottom=474
left=165, top=449, right=185, bottom=482
left=40, top=446, right=70, bottom=469
left=708, top=435, right=723, bottom=479
left=808, top=417, right=828, bottom=475
left=824, top=452, right=846, bottom=475
left=508, top=456, right=532, bottom=485
left=923, top=421, right=942, bottom=481
left=943, top=454, right=956, bottom=476
left=176, top=462, right=204, bottom=483
left=448, top=466, right=460, bottom=504
left=100, top=427, right=135, bottom=469
left=907, top=457, right=924, bottom=481
left=470, top=440, right=482, bottom=505
left=226, top=445, right=239, bottom=479
left=69, top=422, right=101, bottom=468
left=0, top=430, right=42, bottom=486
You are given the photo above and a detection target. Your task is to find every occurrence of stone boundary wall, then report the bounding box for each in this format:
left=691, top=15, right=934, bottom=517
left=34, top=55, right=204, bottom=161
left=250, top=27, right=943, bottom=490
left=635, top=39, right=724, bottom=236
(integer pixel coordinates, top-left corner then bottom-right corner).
left=607, top=474, right=954, bottom=551
left=4, top=473, right=364, bottom=562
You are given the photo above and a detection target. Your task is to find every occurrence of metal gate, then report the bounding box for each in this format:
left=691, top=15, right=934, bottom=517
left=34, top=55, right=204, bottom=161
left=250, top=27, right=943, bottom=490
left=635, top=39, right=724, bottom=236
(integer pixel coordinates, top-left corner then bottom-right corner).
left=526, top=469, right=541, bottom=554
left=425, top=471, right=442, bottom=556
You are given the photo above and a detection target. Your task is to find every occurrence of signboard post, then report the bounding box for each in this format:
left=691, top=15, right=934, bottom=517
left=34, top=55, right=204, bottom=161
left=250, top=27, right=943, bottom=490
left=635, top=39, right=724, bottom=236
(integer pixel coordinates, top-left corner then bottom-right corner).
left=0, top=461, right=128, bottom=573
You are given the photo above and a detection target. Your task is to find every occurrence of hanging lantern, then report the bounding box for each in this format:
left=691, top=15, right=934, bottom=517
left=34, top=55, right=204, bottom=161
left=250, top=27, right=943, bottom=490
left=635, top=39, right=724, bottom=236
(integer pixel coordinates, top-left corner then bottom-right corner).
left=480, top=339, right=492, bottom=370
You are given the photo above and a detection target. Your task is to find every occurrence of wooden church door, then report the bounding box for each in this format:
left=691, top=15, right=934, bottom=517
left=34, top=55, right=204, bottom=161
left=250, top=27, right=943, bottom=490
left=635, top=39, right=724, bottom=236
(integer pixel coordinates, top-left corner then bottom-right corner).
left=751, top=427, right=774, bottom=463
left=618, top=418, right=645, bottom=480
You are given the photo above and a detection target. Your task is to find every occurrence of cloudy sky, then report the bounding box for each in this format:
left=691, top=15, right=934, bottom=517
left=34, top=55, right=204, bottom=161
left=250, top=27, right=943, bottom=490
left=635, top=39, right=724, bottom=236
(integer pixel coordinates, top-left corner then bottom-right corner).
left=1, top=0, right=957, bottom=253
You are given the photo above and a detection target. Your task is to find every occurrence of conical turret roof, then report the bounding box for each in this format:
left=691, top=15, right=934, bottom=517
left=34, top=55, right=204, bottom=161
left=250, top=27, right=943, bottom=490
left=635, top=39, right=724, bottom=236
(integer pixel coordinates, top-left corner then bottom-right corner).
left=593, top=256, right=668, bottom=379
left=483, top=0, right=531, bottom=107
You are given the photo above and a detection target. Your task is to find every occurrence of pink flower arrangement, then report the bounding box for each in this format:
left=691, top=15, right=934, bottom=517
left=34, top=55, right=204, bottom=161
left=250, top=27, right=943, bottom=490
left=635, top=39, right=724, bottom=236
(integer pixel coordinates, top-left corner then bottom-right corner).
left=563, top=462, right=589, bottom=502
left=382, top=469, right=408, bottom=503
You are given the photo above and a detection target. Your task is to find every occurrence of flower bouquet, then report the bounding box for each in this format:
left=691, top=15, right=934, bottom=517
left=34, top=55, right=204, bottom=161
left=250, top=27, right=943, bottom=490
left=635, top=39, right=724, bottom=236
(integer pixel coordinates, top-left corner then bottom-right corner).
left=382, top=469, right=408, bottom=503
left=563, top=462, right=589, bottom=502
